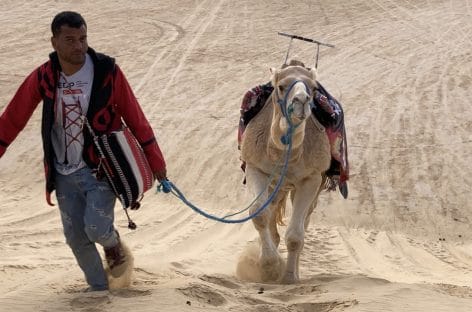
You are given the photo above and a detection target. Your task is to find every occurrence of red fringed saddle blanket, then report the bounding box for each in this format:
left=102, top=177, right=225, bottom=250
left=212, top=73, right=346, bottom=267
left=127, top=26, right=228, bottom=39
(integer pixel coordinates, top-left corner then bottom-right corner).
left=238, top=82, right=349, bottom=198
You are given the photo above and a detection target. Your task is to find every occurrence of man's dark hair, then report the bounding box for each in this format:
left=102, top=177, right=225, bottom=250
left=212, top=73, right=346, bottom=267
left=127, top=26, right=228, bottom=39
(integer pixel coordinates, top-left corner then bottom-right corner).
left=51, top=11, right=87, bottom=37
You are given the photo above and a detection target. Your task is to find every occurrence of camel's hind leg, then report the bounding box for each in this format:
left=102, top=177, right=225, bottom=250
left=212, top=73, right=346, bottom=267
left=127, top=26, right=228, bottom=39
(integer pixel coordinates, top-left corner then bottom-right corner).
left=270, top=189, right=288, bottom=248
left=304, top=175, right=325, bottom=230
left=246, top=166, right=284, bottom=282
left=282, top=175, right=323, bottom=284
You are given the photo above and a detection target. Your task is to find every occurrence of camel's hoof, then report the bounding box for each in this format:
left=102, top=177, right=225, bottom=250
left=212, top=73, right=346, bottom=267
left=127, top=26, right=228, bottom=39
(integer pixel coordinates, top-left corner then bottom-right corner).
left=281, top=272, right=298, bottom=284
left=261, top=269, right=281, bottom=282
left=260, top=257, right=283, bottom=282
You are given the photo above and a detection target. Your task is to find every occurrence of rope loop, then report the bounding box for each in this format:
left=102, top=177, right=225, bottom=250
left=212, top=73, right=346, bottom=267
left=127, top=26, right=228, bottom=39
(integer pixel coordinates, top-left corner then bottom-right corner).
left=156, top=128, right=294, bottom=224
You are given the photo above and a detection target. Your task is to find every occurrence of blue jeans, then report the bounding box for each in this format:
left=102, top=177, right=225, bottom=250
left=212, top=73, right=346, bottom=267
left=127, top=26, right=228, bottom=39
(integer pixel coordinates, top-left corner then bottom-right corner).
left=55, top=166, right=118, bottom=291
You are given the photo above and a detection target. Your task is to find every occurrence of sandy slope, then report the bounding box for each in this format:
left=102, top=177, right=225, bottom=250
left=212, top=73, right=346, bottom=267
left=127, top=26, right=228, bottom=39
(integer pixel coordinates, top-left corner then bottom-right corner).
left=0, top=0, right=471, bottom=311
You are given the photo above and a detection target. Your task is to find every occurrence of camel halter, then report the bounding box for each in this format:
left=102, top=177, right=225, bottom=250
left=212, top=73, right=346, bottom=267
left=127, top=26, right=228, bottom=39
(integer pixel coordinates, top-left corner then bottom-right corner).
left=276, top=79, right=314, bottom=145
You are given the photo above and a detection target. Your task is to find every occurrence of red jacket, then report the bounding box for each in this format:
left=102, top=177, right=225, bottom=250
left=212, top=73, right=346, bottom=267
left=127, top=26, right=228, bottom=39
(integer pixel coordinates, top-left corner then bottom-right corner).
left=0, top=48, right=166, bottom=205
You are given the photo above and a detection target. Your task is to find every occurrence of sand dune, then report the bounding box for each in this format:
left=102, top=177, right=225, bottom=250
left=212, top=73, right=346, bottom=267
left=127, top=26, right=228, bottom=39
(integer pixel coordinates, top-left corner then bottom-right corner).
left=0, top=0, right=471, bottom=311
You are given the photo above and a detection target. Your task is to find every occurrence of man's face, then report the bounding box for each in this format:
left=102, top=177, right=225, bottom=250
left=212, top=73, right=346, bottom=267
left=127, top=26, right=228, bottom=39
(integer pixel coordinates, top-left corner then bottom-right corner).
left=51, top=24, right=88, bottom=67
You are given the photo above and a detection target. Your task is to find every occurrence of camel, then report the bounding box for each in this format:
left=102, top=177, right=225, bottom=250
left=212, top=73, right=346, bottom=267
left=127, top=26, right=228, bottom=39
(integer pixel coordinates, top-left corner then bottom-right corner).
left=240, top=61, right=331, bottom=284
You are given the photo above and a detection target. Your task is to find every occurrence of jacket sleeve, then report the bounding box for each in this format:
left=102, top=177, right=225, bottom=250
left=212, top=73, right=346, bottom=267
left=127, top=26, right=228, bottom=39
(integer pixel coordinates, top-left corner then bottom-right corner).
left=0, top=68, right=42, bottom=157
left=113, top=65, right=167, bottom=173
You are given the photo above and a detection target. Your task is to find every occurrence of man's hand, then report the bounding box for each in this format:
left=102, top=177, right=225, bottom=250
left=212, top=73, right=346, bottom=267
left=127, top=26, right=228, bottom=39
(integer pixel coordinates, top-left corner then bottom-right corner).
left=154, top=169, right=167, bottom=182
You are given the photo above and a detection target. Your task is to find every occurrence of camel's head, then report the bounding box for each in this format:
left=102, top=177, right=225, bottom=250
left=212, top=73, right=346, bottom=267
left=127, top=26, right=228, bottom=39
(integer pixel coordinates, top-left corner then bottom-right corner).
left=270, top=61, right=317, bottom=126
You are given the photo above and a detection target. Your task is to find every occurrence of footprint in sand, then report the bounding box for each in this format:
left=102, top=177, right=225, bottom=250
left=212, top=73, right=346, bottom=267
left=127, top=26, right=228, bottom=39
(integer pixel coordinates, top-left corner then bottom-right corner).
left=289, top=300, right=358, bottom=312
left=177, top=283, right=227, bottom=307
left=198, top=274, right=242, bottom=289
left=70, top=293, right=111, bottom=311
left=111, top=288, right=152, bottom=298
left=69, top=289, right=151, bottom=311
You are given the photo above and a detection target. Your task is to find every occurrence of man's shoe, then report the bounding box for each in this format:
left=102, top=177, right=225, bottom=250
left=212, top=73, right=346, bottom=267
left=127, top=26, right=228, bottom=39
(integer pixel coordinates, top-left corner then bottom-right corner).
left=104, top=240, right=127, bottom=278
left=82, top=286, right=109, bottom=293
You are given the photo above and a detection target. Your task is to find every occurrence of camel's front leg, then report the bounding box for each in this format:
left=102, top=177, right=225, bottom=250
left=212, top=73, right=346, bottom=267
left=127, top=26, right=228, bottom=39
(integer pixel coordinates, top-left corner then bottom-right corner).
left=246, top=165, right=283, bottom=282
left=282, top=175, right=322, bottom=284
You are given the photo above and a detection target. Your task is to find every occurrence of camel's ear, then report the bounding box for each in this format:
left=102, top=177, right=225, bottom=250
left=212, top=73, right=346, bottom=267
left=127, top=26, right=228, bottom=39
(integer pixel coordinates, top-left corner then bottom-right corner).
left=270, top=67, right=279, bottom=85
left=309, top=67, right=318, bottom=81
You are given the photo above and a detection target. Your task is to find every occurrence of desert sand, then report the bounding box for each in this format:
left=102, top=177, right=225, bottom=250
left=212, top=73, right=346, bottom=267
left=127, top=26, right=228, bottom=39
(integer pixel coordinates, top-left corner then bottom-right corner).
left=0, top=0, right=471, bottom=311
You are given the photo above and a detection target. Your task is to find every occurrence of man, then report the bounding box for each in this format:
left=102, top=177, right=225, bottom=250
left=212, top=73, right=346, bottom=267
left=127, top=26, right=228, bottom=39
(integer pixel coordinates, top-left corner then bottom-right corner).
left=0, top=11, right=167, bottom=291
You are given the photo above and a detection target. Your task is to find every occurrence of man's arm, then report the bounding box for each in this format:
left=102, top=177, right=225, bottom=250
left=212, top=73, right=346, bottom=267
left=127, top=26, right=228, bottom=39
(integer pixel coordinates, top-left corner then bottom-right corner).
left=0, top=69, right=42, bottom=157
left=113, top=65, right=167, bottom=180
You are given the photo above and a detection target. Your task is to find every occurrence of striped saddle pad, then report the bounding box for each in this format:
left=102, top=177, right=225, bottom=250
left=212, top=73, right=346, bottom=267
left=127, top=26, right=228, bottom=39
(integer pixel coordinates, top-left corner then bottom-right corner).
left=96, top=127, right=154, bottom=209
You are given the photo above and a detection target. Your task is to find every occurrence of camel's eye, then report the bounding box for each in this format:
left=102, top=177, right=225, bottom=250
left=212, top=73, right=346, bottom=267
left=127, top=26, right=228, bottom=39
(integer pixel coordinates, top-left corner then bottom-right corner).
left=305, top=82, right=317, bottom=96
left=278, top=85, right=285, bottom=93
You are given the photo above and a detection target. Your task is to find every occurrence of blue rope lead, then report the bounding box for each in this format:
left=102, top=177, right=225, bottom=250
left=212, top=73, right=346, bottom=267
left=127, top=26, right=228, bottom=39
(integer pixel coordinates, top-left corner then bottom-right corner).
left=157, top=80, right=306, bottom=224
left=157, top=128, right=293, bottom=224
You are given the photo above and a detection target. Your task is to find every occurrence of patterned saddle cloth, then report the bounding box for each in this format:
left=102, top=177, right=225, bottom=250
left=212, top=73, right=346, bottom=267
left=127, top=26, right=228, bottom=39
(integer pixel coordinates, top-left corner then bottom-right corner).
left=238, top=81, right=349, bottom=198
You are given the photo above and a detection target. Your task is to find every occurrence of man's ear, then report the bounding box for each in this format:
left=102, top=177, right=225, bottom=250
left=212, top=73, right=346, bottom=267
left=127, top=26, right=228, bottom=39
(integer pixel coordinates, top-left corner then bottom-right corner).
left=51, top=36, right=57, bottom=50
